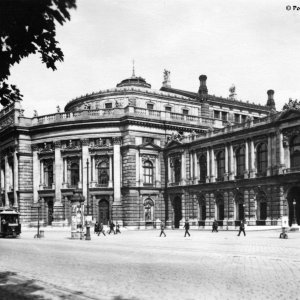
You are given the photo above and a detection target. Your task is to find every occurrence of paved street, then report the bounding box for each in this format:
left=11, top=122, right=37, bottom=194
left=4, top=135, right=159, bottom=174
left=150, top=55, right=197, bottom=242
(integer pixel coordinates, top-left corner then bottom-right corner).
left=0, top=228, right=299, bottom=300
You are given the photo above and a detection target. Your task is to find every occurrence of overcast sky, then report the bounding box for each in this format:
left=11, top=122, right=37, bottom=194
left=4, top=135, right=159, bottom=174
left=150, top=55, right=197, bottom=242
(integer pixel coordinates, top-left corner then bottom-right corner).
left=8, top=0, right=300, bottom=116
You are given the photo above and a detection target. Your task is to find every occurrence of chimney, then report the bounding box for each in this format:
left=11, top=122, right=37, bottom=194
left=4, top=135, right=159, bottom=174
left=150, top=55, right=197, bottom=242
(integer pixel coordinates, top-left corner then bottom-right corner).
left=198, top=75, right=208, bottom=96
left=266, top=89, right=276, bottom=110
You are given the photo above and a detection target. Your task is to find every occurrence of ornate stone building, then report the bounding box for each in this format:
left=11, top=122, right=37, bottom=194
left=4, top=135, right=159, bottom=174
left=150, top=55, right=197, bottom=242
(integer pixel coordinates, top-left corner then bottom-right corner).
left=0, top=71, right=299, bottom=228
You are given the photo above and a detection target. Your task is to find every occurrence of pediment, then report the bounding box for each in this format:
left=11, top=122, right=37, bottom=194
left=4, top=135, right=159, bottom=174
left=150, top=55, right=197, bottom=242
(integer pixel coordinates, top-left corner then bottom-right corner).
left=139, top=142, right=161, bottom=150
left=276, top=109, right=300, bottom=122
left=165, top=139, right=182, bottom=149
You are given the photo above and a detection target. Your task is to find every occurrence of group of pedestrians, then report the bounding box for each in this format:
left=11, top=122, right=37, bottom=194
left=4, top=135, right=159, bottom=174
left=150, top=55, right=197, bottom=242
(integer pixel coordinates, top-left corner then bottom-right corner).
left=93, top=219, right=247, bottom=237
left=159, top=219, right=247, bottom=237
left=94, top=221, right=121, bottom=236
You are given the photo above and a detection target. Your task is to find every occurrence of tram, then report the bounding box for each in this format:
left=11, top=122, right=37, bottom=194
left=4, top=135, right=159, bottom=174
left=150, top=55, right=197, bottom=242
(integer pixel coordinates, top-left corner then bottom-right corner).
left=0, top=209, right=21, bottom=238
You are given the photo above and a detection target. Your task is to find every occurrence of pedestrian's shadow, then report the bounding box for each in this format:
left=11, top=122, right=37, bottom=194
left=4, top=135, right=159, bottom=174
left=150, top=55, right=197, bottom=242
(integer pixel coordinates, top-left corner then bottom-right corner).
left=0, top=271, right=45, bottom=299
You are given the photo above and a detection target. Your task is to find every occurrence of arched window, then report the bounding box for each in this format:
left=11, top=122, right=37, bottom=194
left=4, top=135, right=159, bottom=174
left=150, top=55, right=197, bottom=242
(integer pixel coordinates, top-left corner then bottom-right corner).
left=98, top=161, right=109, bottom=185
left=44, top=163, right=53, bottom=188
left=257, top=143, right=268, bottom=175
left=216, top=195, right=225, bottom=220
left=290, top=135, right=300, bottom=168
left=236, top=147, right=245, bottom=178
left=143, top=160, right=153, bottom=185
left=199, top=155, right=207, bottom=182
left=174, top=158, right=181, bottom=183
left=216, top=151, right=225, bottom=181
left=235, top=193, right=244, bottom=221
left=70, top=163, right=79, bottom=186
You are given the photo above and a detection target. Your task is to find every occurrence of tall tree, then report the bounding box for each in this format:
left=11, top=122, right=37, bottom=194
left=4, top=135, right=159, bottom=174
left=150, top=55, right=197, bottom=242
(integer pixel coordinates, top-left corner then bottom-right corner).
left=0, top=0, right=76, bottom=107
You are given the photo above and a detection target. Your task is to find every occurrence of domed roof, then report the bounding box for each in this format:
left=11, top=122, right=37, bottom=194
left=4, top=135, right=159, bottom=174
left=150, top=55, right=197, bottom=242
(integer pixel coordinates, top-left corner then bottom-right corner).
left=116, top=66, right=151, bottom=88
left=116, top=75, right=151, bottom=89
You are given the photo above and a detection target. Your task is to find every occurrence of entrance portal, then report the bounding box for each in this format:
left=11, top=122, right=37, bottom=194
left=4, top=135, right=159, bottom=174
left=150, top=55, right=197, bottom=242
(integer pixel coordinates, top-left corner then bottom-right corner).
left=46, top=199, right=53, bottom=225
left=99, top=200, right=109, bottom=225
left=238, top=203, right=244, bottom=221
left=287, top=187, right=300, bottom=226
left=173, top=196, right=182, bottom=228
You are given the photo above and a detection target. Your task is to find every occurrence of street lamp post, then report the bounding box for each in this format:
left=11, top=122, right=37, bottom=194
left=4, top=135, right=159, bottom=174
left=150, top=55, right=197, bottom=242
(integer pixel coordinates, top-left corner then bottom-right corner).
left=85, top=159, right=91, bottom=240
left=292, top=199, right=297, bottom=225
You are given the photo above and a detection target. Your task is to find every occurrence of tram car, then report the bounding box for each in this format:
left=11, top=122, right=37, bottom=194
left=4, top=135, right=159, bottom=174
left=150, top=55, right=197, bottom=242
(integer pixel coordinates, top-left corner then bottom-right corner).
left=0, top=209, right=21, bottom=238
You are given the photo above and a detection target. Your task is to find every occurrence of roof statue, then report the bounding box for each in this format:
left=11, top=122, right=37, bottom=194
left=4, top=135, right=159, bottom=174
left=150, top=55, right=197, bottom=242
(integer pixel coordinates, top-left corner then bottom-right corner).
left=33, top=110, right=38, bottom=117
left=56, top=105, right=60, bottom=113
left=229, top=84, right=237, bottom=100
left=283, top=98, right=300, bottom=110
left=162, top=69, right=171, bottom=88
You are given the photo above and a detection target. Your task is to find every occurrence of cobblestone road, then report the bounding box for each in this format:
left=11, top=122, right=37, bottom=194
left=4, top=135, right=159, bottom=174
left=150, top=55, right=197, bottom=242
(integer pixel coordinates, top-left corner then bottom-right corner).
left=0, top=228, right=299, bottom=300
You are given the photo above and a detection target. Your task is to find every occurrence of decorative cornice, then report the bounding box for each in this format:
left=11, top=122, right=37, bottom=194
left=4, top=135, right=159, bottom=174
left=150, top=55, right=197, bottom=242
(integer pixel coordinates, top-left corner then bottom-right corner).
left=112, top=137, right=122, bottom=145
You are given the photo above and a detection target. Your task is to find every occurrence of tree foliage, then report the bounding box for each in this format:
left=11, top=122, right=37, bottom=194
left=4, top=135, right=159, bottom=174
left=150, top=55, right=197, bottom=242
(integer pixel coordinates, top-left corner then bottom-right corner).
left=0, top=0, right=76, bottom=107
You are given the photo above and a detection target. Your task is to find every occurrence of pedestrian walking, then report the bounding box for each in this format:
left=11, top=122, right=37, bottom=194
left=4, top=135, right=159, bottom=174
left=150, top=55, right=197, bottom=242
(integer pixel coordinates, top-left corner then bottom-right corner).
left=108, top=221, right=116, bottom=234
left=237, top=220, right=246, bottom=236
left=184, top=219, right=190, bottom=237
left=116, top=222, right=121, bottom=234
left=97, top=223, right=106, bottom=236
left=94, top=221, right=99, bottom=234
left=212, top=219, right=218, bottom=232
left=159, top=222, right=166, bottom=237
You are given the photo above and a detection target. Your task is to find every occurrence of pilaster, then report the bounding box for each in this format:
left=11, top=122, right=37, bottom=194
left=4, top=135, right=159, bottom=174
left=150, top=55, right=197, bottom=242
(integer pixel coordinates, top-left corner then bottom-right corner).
left=113, top=137, right=121, bottom=205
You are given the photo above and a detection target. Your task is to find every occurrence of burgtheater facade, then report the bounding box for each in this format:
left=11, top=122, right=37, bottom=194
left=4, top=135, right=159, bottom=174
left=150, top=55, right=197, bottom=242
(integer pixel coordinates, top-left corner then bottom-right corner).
left=0, top=71, right=300, bottom=228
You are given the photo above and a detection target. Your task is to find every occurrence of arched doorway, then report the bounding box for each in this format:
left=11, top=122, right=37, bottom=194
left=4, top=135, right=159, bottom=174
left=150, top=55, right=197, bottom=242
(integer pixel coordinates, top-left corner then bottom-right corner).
left=287, top=187, right=300, bottom=226
left=98, top=200, right=109, bottom=225
left=235, top=193, right=244, bottom=221
left=173, top=196, right=182, bottom=228
left=44, top=197, right=53, bottom=225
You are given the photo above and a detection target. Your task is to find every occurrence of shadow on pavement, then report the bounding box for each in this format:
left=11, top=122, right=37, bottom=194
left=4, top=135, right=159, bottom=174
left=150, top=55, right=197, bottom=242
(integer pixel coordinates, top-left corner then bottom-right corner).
left=113, top=296, right=138, bottom=300
left=0, top=271, right=45, bottom=300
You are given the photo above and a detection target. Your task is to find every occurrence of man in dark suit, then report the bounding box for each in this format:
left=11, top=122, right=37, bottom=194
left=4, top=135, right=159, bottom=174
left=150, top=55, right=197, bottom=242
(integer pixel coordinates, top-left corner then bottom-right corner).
left=184, top=219, right=190, bottom=237
left=237, top=220, right=246, bottom=236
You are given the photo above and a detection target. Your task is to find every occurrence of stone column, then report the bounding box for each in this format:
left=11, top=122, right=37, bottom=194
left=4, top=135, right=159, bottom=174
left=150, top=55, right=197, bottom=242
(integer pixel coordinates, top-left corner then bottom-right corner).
left=64, top=158, right=68, bottom=185
left=249, top=139, right=256, bottom=178
left=193, top=152, right=199, bottom=184
left=210, top=148, right=215, bottom=183
left=13, top=150, right=18, bottom=207
left=229, top=144, right=235, bottom=180
left=136, top=150, right=140, bottom=186
left=39, top=160, right=44, bottom=187
left=112, top=137, right=122, bottom=222
left=244, top=140, right=249, bottom=179
left=52, top=141, right=64, bottom=225
left=206, top=148, right=210, bottom=183
left=32, top=146, right=39, bottom=204
left=267, top=134, right=272, bottom=176
left=224, top=144, right=229, bottom=181
left=278, top=131, right=285, bottom=173
left=4, top=155, right=9, bottom=206
left=139, top=155, right=143, bottom=186
left=190, top=152, right=194, bottom=180
left=113, top=137, right=121, bottom=204
left=155, top=155, right=160, bottom=187
left=78, top=157, right=82, bottom=188
left=181, top=151, right=186, bottom=184
left=81, top=139, right=89, bottom=203
left=109, top=155, right=113, bottom=187
left=168, top=156, right=171, bottom=183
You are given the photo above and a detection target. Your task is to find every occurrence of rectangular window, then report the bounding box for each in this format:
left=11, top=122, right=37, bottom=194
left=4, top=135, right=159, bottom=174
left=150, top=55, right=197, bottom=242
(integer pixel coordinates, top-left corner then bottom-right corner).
left=214, top=110, right=220, bottom=119
left=147, top=103, right=154, bottom=110
left=241, top=115, right=247, bottom=123
left=222, top=112, right=227, bottom=121
left=105, top=103, right=112, bottom=109
left=234, top=114, right=240, bottom=123
left=165, top=106, right=172, bottom=112
left=182, top=109, right=189, bottom=115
